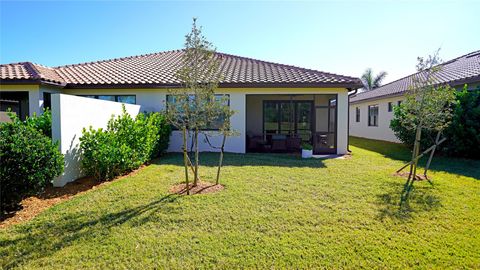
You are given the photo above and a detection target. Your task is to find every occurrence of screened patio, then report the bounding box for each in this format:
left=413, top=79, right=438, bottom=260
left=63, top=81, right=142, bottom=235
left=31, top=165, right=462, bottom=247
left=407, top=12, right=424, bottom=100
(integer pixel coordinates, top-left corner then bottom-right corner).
left=246, top=94, right=337, bottom=155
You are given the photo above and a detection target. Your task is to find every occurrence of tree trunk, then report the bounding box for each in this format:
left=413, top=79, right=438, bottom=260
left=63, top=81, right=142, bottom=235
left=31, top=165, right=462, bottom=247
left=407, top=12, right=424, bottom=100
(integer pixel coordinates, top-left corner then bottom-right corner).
left=193, top=128, right=199, bottom=186
left=409, top=125, right=422, bottom=181
left=182, top=128, right=190, bottom=195
left=424, top=131, right=442, bottom=177
left=215, top=135, right=227, bottom=185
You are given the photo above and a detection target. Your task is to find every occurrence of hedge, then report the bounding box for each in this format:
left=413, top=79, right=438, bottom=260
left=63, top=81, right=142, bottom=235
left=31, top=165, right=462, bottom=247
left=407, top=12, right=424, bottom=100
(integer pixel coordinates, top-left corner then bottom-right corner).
left=79, top=108, right=171, bottom=181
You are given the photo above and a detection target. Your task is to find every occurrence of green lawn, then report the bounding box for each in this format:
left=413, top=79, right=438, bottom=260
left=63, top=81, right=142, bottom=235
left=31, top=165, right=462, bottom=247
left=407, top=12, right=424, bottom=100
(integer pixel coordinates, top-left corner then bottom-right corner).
left=1, top=137, right=479, bottom=269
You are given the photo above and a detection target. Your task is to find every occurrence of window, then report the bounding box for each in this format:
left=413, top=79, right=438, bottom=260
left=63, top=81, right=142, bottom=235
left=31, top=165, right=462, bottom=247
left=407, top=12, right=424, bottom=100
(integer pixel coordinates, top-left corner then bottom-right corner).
left=166, top=94, right=230, bottom=130
left=98, top=95, right=116, bottom=102
left=397, top=100, right=402, bottom=106
left=43, top=92, right=52, bottom=110
left=117, top=95, right=136, bottom=104
left=79, top=95, right=136, bottom=104
left=388, top=102, right=393, bottom=112
left=355, top=107, right=360, bottom=122
left=368, top=105, right=379, bottom=127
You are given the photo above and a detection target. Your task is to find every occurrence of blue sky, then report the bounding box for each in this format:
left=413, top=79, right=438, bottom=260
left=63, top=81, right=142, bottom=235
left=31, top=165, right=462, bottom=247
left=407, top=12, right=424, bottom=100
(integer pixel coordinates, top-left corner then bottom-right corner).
left=1, top=1, right=478, bottom=83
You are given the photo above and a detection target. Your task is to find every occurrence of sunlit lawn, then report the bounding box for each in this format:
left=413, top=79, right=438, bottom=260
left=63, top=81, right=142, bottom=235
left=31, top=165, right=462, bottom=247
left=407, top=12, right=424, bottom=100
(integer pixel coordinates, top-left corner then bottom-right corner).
left=1, top=137, right=479, bottom=269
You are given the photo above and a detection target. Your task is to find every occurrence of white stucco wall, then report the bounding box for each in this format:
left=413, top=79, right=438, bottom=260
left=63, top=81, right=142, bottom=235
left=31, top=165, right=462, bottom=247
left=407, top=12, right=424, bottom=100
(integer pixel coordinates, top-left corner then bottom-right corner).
left=349, top=95, right=404, bottom=142
left=61, top=88, right=165, bottom=112
left=51, top=94, right=141, bottom=187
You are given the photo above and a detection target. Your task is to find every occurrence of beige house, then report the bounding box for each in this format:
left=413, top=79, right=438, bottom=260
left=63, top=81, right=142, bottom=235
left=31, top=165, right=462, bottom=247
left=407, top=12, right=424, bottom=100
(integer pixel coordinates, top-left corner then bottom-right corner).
left=1, top=50, right=362, bottom=155
left=350, top=50, right=480, bottom=143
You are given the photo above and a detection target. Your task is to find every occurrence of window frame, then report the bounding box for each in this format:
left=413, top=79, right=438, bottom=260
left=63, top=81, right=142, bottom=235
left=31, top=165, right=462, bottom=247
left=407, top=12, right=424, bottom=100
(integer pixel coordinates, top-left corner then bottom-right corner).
left=368, top=104, right=379, bottom=127
left=355, top=107, right=360, bottom=122
left=387, top=102, right=393, bottom=112
left=78, top=95, right=136, bottom=104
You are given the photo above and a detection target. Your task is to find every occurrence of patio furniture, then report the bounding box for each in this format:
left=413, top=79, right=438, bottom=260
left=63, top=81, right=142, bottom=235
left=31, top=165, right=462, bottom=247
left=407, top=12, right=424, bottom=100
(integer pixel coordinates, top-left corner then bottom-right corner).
left=271, top=134, right=287, bottom=152
left=286, top=136, right=302, bottom=151
left=247, top=133, right=264, bottom=151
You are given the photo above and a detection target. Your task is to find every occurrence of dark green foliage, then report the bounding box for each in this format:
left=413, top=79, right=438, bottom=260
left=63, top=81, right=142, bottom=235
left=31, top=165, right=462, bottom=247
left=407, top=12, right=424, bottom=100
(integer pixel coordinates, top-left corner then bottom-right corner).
left=391, top=86, right=480, bottom=159
left=442, top=88, right=480, bottom=158
left=390, top=104, right=434, bottom=150
left=24, top=109, right=53, bottom=137
left=301, top=143, right=313, bottom=150
left=79, top=108, right=171, bottom=180
left=143, top=112, right=172, bottom=159
left=0, top=114, right=63, bottom=214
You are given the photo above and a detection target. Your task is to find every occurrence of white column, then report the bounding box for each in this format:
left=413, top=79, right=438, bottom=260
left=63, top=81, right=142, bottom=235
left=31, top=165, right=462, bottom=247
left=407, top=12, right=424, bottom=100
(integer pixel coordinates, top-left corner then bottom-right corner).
left=28, top=89, right=42, bottom=116
left=226, top=93, right=246, bottom=153
left=336, top=90, right=348, bottom=154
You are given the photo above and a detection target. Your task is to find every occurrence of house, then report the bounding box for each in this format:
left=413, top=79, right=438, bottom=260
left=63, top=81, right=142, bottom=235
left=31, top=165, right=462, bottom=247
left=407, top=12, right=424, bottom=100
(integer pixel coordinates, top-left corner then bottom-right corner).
left=1, top=50, right=362, bottom=155
left=349, top=50, right=480, bottom=142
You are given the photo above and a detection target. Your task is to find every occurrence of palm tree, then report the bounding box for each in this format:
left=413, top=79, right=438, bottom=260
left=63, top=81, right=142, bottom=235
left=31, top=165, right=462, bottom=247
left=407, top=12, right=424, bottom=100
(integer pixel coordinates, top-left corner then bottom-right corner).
left=361, top=68, right=388, bottom=91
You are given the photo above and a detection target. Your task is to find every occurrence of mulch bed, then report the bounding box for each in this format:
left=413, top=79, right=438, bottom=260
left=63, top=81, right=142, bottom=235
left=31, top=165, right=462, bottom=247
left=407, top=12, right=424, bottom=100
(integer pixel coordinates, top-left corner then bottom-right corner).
left=169, top=181, right=224, bottom=195
left=394, top=171, right=429, bottom=181
left=0, top=166, right=145, bottom=229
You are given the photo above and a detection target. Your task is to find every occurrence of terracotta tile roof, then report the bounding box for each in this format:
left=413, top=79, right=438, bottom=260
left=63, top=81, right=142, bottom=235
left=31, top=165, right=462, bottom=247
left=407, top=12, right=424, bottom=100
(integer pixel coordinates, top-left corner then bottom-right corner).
left=1, top=50, right=362, bottom=88
left=0, top=62, right=65, bottom=85
left=351, top=50, right=480, bottom=103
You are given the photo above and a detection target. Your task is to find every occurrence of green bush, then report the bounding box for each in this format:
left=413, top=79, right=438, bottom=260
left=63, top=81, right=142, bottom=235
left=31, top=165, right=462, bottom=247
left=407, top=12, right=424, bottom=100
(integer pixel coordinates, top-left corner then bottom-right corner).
left=390, top=86, right=480, bottom=159
left=25, top=109, right=52, bottom=137
left=0, top=114, right=63, bottom=214
left=79, top=108, right=171, bottom=180
left=390, top=104, right=432, bottom=149
left=442, top=88, right=480, bottom=159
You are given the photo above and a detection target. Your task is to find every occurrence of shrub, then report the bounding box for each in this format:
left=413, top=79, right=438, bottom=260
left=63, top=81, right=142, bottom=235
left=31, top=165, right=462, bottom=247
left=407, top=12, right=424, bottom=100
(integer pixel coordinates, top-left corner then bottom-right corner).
left=25, top=109, right=52, bottom=137
left=144, top=112, right=171, bottom=159
left=442, top=88, right=480, bottom=159
left=79, top=108, right=171, bottom=181
left=390, top=104, right=433, bottom=150
left=390, top=86, right=480, bottom=159
left=0, top=114, right=63, bottom=214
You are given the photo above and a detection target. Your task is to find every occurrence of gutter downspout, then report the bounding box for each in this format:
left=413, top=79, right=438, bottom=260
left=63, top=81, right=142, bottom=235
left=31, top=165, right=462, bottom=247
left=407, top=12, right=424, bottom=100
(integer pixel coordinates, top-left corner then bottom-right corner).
left=347, top=88, right=358, bottom=153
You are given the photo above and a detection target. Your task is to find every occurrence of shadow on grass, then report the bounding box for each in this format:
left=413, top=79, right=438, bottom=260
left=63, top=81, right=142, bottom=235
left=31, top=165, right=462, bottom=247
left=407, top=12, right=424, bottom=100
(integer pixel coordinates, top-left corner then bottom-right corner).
left=0, top=194, right=179, bottom=269
left=376, top=179, right=441, bottom=221
left=350, top=136, right=480, bottom=180
left=155, top=152, right=327, bottom=169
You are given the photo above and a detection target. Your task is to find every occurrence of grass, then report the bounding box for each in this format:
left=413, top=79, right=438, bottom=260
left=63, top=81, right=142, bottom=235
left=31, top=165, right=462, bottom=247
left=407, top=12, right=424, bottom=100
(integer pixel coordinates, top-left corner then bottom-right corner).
left=1, top=136, right=479, bottom=269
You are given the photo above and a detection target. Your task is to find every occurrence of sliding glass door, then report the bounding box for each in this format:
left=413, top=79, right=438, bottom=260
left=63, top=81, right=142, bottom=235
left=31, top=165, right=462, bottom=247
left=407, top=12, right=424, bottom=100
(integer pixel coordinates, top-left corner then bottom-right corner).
left=263, top=101, right=313, bottom=142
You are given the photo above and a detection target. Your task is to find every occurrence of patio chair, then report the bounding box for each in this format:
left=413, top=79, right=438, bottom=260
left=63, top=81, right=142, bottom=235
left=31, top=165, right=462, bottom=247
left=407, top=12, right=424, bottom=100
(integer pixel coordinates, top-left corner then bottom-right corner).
left=271, top=134, right=287, bottom=152
left=286, top=136, right=302, bottom=151
left=247, top=133, right=264, bottom=151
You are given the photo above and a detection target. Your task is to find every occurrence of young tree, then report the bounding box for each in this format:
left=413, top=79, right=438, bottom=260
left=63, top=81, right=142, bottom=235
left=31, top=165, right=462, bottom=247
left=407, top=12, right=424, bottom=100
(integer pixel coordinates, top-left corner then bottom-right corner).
left=202, top=96, right=237, bottom=185
left=166, top=18, right=234, bottom=192
left=394, top=50, right=456, bottom=181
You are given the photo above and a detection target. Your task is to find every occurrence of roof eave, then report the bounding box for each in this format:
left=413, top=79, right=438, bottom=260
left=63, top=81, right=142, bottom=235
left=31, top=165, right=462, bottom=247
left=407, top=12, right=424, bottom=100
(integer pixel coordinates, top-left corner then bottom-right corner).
left=64, top=81, right=364, bottom=89
left=0, top=78, right=66, bottom=87
left=349, top=92, right=404, bottom=104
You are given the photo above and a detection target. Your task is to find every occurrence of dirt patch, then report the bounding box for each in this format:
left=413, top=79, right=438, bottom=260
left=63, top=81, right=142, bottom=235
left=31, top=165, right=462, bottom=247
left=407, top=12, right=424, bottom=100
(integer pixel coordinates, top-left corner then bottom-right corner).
left=169, top=181, right=224, bottom=195
left=394, top=171, right=429, bottom=181
left=0, top=166, right=145, bottom=229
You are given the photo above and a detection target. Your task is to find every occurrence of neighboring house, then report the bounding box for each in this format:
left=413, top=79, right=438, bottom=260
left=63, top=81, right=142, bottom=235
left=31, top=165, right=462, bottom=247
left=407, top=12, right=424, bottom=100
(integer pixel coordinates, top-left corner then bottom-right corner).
left=349, top=50, right=480, bottom=142
left=0, top=50, right=362, bottom=155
